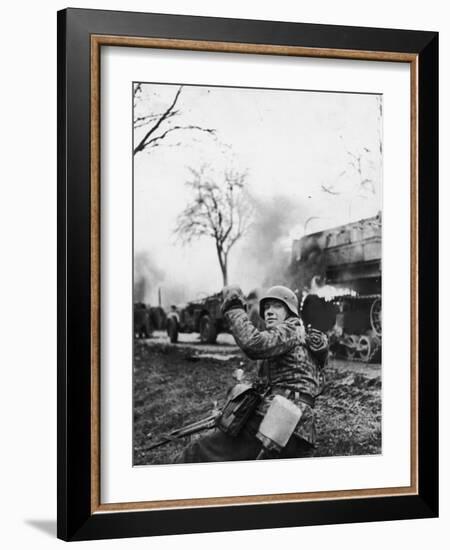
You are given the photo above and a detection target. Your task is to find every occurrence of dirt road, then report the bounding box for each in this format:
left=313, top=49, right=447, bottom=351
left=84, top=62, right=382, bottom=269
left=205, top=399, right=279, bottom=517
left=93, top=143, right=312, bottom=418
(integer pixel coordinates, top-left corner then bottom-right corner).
left=141, top=330, right=381, bottom=374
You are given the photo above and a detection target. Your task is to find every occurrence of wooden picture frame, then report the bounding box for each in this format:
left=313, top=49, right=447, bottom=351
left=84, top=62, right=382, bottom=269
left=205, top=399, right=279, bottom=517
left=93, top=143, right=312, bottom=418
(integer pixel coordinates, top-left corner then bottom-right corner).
left=57, top=8, right=438, bottom=541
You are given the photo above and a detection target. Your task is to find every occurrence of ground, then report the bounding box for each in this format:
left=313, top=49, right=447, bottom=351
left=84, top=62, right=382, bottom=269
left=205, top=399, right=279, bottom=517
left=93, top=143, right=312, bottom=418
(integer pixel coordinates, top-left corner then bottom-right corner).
left=133, top=331, right=381, bottom=465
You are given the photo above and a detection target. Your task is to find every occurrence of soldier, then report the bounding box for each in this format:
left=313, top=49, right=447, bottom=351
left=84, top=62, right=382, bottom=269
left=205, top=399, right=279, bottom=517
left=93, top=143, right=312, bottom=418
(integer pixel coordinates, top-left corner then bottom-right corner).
left=175, top=284, right=328, bottom=463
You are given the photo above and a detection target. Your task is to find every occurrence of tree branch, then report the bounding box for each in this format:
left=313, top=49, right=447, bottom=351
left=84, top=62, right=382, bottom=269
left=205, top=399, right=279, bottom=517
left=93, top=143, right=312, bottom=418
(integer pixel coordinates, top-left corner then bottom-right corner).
left=134, top=86, right=183, bottom=155
left=135, top=125, right=215, bottom=155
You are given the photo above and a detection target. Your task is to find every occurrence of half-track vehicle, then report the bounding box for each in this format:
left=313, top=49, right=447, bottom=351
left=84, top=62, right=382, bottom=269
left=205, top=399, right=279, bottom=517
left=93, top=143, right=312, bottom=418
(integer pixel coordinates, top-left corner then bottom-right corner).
left=328, top=294, right=381, bottom=362
left=292, top=213, right=382, bottom=363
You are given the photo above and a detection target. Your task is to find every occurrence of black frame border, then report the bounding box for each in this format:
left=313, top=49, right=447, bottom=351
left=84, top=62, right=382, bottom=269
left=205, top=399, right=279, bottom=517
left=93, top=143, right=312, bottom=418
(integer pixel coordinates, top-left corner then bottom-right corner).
left=57, top=8, right=438, bottom=541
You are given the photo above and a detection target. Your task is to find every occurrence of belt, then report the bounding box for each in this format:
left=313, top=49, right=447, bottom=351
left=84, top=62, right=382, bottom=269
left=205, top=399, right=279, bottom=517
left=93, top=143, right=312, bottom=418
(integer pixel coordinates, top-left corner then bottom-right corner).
left=280, top=388, right=315, bottom=408
left=253, top=382, right=316, bottom=408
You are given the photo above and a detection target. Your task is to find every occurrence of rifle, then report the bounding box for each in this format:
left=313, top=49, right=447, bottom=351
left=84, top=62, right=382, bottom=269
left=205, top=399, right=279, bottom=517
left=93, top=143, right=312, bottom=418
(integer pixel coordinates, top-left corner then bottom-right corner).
left=143, top=380, right=260, bottom=452
left=144, top=371, right=253, bottom=452
left=143, top=410, right=221, bottom=452
left=144, top=375, right=274, bottom=454
left=143, top=389, right=304, bottom=460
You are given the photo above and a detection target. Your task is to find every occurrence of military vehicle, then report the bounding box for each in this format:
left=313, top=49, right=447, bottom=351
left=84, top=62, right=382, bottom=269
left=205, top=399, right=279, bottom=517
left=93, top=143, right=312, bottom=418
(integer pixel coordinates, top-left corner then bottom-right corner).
left=166, top=292, right=228, bottom=344
left=166, top=289, right=263, bottom=344
left=134, top=303, right=167, bottom=339
left=327, top=293, right=381, bottom=362
left=134, top=302, right=152, bottom=339
left=291, top=213, right=382, bottom=363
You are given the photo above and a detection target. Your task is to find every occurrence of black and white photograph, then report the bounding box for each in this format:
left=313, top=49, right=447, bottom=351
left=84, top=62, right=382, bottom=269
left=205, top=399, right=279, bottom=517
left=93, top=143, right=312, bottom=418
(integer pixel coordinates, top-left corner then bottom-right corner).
left=0, top=0, right=444, bottom=545
left=132, top=82, right=383, bottom=466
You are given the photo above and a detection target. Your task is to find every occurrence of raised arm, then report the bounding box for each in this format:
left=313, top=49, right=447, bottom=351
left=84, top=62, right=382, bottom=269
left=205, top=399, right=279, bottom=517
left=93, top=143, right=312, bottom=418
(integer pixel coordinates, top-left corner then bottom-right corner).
left=224, top=308, right=301, bottom=360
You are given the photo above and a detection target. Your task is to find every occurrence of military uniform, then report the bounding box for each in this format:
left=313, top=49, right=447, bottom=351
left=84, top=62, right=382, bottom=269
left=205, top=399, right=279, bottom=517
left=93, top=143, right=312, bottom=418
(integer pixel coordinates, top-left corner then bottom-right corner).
left=225, top=308, right=327, bottom=446
left=175, top=288, right=328, bottom=464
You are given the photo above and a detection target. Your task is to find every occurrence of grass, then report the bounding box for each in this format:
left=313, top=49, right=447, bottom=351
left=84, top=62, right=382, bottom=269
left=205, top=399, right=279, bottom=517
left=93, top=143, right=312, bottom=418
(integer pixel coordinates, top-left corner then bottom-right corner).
left=314, top=369, right=382, bottom=456
left=133, top=341, right=381, bottom=465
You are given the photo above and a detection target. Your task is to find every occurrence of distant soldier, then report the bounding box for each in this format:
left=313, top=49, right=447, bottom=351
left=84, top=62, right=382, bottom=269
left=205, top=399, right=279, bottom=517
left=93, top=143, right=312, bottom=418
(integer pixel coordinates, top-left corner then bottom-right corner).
left=166, top=305, right=181, bottom=343
left=167, top=304, right=180, bottom=324
left=134, top=302, right=152, bottom=339
left=175, top=285, right=328, bottom=463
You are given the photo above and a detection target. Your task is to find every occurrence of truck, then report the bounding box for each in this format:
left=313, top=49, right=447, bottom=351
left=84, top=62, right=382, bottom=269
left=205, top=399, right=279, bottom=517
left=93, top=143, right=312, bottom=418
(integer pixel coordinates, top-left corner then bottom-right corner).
left=166, top=289, right=263, bottom=344
left=134, top=303, right=167, bottom=339
left=166, top=292, right=227, bottom=344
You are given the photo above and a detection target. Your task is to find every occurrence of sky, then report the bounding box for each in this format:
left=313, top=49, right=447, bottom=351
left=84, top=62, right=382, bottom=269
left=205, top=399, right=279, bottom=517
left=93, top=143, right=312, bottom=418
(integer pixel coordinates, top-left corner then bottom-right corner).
left=133, top=83, right=382, bottom=306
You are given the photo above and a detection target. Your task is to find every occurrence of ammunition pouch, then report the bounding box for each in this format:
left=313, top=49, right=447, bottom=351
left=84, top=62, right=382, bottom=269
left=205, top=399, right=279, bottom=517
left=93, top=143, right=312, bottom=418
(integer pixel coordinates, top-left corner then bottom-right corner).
left=216, top=384, right=262, bottom=437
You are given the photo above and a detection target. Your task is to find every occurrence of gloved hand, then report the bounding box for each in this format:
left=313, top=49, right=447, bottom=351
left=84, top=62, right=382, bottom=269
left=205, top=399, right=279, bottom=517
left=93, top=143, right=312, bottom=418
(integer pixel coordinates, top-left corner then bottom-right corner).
left=221, top=284, right=246, bottom=315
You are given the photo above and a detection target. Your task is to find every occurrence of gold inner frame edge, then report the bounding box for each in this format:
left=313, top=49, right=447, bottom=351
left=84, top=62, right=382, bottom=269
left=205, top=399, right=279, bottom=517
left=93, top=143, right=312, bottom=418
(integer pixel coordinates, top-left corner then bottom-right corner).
left=90, top=35, right=419, bottom=514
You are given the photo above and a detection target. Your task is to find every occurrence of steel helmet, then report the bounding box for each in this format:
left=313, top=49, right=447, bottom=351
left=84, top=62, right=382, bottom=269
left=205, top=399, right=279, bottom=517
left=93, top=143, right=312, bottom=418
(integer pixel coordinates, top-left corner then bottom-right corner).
left=259, top=286, right=299, bottom=319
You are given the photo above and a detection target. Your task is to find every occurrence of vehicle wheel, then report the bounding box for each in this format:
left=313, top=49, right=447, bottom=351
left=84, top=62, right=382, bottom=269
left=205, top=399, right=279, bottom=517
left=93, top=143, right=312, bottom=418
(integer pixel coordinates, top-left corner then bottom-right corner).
left=370, top=298, right=382, bottom=337
left=343, top=334, right=357, bottom=360
left=199, top=315, right=217, bottom=344
left=357, top=335, right=372, bottom=362
left=167, top=317, right=179, bottom=343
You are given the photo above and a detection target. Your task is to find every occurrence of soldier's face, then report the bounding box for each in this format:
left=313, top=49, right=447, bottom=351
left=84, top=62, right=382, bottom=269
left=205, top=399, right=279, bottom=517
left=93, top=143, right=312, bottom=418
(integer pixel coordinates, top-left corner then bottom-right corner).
left=263, top=299, right=289, bottom=328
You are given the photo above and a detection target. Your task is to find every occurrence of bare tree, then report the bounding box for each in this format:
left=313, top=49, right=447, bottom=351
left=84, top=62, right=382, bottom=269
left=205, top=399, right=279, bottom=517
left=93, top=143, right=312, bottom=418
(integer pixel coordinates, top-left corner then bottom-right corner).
left=133, top=84, right=216, bottom=156
left=174, top=166, right=253, bottom=285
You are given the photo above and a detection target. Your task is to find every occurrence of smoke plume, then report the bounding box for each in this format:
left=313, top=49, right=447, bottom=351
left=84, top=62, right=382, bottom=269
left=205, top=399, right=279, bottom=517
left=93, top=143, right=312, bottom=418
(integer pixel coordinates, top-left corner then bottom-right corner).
left=134, top=251, right=190, bottom=307
left=238, top=194, right=306, bottom=289
left=133, top=252, right=165, bottom=304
